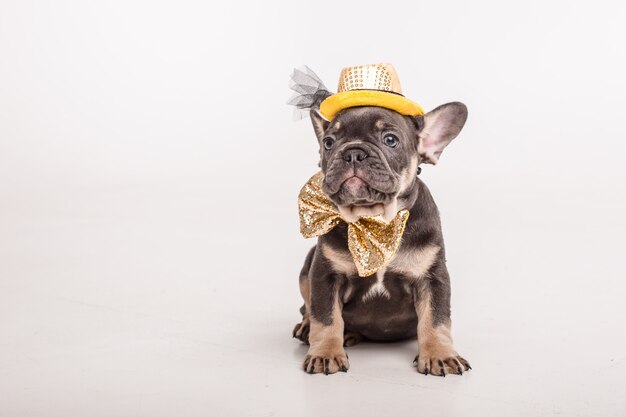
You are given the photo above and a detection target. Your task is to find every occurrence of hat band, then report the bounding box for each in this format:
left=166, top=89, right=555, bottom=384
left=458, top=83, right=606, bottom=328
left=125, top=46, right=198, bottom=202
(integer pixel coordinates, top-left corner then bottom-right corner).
left=339, top=88, right=405, bottom=97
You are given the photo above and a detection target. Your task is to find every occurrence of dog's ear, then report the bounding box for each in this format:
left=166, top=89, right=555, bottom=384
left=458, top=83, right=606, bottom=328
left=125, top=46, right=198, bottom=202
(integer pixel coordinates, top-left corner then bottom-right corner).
left=310, top=110, right=330, bottom=143
left=413, top=102, right=468, bottom=165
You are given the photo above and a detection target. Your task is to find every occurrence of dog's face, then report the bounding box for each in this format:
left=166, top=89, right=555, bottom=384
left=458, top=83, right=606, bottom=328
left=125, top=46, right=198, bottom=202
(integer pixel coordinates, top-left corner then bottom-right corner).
left=310, top=103, right=467, bottom=222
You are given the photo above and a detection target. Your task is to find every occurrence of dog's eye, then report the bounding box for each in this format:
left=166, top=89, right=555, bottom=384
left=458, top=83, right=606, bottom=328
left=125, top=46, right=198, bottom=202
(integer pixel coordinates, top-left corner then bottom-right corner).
left=323, top=137, right=335, bottom=150
left=383, top=134, right=399, bottom=148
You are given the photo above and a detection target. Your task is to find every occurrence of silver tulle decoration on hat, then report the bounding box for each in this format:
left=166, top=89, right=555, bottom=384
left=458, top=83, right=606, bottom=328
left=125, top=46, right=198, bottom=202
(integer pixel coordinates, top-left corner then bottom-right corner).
left=287, top=66, right=332, bottom=120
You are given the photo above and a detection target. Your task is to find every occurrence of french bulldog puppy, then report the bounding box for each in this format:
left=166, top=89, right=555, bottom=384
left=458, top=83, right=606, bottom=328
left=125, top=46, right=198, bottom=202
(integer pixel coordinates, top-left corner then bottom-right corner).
left=293, top=103, right=471, bottom=376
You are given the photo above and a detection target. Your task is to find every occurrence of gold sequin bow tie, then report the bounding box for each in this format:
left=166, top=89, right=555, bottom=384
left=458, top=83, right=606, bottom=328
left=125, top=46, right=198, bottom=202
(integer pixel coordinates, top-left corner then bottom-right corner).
left=298, top=171, right=409, bottom=277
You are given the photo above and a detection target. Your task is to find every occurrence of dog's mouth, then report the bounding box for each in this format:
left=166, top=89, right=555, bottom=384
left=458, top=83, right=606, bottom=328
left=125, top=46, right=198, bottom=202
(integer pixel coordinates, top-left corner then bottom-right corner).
left=341, top=176, right=368, bottom=197
left=334, top=176, right=398, bottom=223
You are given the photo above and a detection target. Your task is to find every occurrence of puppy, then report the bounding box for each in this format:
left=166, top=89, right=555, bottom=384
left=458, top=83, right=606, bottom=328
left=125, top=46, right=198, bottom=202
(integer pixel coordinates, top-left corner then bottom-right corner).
left=293, top=103, right=471, bottom=375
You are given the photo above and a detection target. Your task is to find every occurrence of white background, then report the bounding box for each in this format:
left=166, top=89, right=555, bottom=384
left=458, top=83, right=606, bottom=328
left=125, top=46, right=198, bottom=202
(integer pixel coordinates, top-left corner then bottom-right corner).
left=1, top=1, right=625, bottom=416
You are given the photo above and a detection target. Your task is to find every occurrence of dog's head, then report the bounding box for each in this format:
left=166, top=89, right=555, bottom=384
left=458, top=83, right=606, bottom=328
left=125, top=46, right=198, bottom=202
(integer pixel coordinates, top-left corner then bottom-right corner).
left=310, top=103, right=467, bottom=222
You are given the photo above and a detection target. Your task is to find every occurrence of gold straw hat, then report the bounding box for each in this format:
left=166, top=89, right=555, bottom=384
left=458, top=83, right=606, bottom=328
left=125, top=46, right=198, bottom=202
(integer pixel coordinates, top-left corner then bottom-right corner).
left=319, top=63, right=424, bottom=120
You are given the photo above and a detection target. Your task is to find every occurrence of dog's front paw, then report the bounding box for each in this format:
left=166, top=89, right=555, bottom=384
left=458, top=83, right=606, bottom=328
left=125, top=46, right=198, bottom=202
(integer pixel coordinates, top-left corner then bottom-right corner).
left=303, top=348, right=349, bottom=374
left=414, top=348, right=471, bottom=377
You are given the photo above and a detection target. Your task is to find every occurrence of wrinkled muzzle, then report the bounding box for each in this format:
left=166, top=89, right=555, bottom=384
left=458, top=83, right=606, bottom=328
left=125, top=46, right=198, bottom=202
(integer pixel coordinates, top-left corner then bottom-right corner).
left=322, top=142, right=400, bottom=221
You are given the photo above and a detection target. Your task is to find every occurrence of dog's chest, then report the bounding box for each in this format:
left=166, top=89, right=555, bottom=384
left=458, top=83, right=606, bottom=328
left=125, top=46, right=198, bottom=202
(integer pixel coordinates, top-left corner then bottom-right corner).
left=338, top=244, right=440, bottom=305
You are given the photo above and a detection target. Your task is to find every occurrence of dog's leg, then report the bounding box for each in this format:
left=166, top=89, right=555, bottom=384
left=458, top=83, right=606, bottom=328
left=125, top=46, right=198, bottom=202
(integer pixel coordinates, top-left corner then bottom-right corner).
left=292, top=293, right=311, bottom=344
left=303, top=286, right=349, bottom=374
left=302, top=255, right=349, bottom=374
left=413, top=262, right=471, bottom=376
left=293, top=246, right=315, bottom=343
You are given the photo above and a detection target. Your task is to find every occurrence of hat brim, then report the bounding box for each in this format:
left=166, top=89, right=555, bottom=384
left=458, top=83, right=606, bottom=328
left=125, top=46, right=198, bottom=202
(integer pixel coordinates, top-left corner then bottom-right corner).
left=319, top=90, right=424, bottom=120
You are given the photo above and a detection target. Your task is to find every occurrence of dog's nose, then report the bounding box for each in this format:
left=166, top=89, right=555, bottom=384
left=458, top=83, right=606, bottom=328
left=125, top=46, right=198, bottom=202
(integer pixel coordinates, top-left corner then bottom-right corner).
left=342, top=147, right=368, bottom=163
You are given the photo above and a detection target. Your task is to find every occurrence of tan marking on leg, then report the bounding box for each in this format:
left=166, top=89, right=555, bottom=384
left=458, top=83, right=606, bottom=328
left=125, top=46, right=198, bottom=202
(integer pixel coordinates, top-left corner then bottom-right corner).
left=303, top=292, right=349, bottom=374
left=321, top=244, right=357, bottom=275
left=390, top=245, right=440, bottom=279
left=414, top=290, right=470, bottom=376
left=293, top=277, right=311, bottom=342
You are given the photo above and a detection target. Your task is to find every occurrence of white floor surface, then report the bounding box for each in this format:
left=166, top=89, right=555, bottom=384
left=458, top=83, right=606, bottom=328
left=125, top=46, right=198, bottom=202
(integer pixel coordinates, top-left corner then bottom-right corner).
left=1, top=177, right=624, bottom=417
